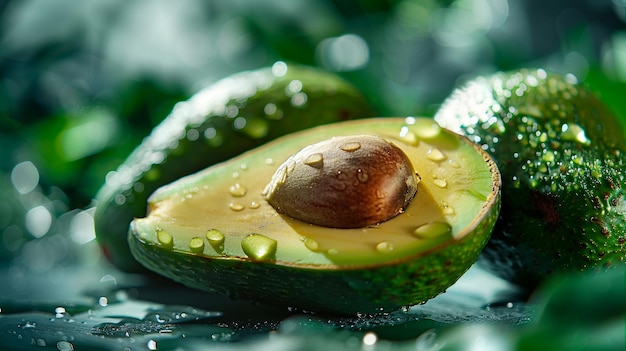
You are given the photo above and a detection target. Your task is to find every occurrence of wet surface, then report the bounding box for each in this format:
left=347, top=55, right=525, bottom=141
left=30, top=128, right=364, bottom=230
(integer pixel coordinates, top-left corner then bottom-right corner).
left=0, top=253, right=532, bottom=351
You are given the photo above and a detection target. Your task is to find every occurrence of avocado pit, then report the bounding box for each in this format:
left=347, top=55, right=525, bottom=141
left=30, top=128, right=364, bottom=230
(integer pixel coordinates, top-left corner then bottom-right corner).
left=263, top=135, right=420, bottom=228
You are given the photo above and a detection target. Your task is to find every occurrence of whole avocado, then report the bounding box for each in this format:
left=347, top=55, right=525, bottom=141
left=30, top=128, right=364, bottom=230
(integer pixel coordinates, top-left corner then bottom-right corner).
left=435, top=68, right=626, bottom=288
left=94, top=62, right=378, bottom=272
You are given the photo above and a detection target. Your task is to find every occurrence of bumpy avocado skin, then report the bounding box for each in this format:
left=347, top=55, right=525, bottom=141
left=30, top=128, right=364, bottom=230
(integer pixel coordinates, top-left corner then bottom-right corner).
left=94, top=63, right=377, bottom=272
left=435, top=68, right=626, bottom=288
left=127, top=118, right=502, bottom=314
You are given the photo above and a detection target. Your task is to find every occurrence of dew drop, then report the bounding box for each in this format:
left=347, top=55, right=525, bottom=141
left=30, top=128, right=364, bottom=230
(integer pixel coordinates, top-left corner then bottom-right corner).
left=272, top=61, right=288, bottom=77
left=413, top=120, right=442, bottom=139
left=339, top=141, right=361, bottom=152
left=561, top=123, right=590, bottom=145
left=303, top=237, right=320, bottom=252
left=304, top=153, right=324, bottom=168
left=330, top=180, right=347, bottom=191
left=249, top=201, right=260, bottom=209
left=56, top=341, right=74, bottom=351
left=205, top=229, right=225, bottom=249
left=357, top=169, right=369, bottom=183
left=229, top=183, right=247, bottom=197
left=287, top=79, right=303, bottom=94
left=156, top=229, right=173, bottom=248
left=376, top=241, right=394, bottom=253
left=433, top=179, right=448, bottom=188
left=399, top=126, right=419, bottom=145
left=413, top=222, right=452, bottom=239
left=264, top=103, right=277, bottom=115
left=291, top=92, right=308, bottom=107
left=241, top=233, right=277, bottom=260
left=363, top=332, right=378, bottom=346
left=189, top=237, right=205, bottom=253
left=426, top=148, right=447, bottom=162
left=229, top=203, right=245, bottom=211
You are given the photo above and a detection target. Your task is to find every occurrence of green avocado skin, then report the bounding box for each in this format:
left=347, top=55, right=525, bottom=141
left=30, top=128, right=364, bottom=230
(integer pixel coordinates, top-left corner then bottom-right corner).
left=94, top=63, right=377, bottom=272
left=435, top=68, right=626, bottom=288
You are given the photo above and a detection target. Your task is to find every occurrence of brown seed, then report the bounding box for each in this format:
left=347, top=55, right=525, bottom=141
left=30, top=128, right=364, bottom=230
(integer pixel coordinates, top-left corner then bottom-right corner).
left=263, top=135, right=419, bottom=228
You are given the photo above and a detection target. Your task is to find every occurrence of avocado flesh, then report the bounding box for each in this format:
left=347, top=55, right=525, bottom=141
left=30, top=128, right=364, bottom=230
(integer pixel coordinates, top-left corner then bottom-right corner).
left=129, top=117, right=501, bottom=314
left=93, top=63, right=378, bottom=272
left=435, top=68, right=626, bottom=288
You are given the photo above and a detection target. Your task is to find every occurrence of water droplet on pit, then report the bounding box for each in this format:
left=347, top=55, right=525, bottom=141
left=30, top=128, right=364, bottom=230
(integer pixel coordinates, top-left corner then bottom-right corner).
left=426, top=148, right=447, bottom=162
left=241, top=233, right=277, bottom=260
left=413, top=222, right=452, bottom=239
left=339, top=141, right=361, bottom=152
left=189, top=237, right=205, bottom=253
left=376, top=241, right=394, bottom=253
left=229, top=183, right=247, bottom=197
left=249, top=201, right=260, bottom=209
left=357, top=169, right=369, bottom=183
left=156, top=229, right=173, bottom=248
left=304, top=153, right=324, bottom=168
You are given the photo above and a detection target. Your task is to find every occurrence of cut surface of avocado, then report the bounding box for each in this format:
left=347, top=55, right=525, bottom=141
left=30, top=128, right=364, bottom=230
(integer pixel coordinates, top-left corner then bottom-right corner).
left=129, top=117, right=501, bottom=314
left=93, top=62, right=377, bottom=272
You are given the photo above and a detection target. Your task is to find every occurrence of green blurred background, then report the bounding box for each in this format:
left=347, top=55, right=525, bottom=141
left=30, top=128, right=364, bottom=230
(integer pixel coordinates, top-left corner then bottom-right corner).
left=1, top=0, right=626, bottom=275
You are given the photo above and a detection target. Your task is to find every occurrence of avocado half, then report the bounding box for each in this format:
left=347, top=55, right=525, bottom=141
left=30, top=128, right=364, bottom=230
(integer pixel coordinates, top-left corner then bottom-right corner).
left=94, top=62, right=377, bottom=272
left=129, top=117, right=501, bottom=314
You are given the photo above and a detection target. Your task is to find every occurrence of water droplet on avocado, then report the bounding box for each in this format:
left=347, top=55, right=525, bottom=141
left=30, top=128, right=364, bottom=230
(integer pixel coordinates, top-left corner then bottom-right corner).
left=433, top=179, right=448, bottom=188
left=271, top=61, right=288, bottom=77
left=561, top=123, right=591, bottom=145
left=339, top=141, right=361, bottom=152
left=399, top=126, right=419, bottom=145
left=290, top=92, right=308, bottom=107
left=304, top=153, right=324, bottom=168
left=189, top=237, right=204, bottom=253
left=229, top=183, right=247, bottom=197
left=241, top=233, right=277, bottom=260
left=229, top=203, right=245, bottom=211
left=205, top=229, right=225, bottom=250
left=413, top=120, right=442, bottom=139
left=413, top=222, right=452, bottom=239
left=426, top=148, right=447, bottom=162
left=303, top=237, right=321, bottom=252
left=156, top=228, right=173, bottom=248
left=287, top=80, right=303, bottom=94
left=376, top=241, right=394, bottom=253
left=186, top=129, right=199, bottom=141
left=249, top=201, right=260, bottom=209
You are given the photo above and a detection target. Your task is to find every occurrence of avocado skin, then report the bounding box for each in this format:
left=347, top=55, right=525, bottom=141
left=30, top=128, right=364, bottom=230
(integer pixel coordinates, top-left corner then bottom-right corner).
left=435, top=69, right=626, bottom=288
left=94, top=63, right=377, bottom=272
left=128, top=203, right=498, bottom=315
